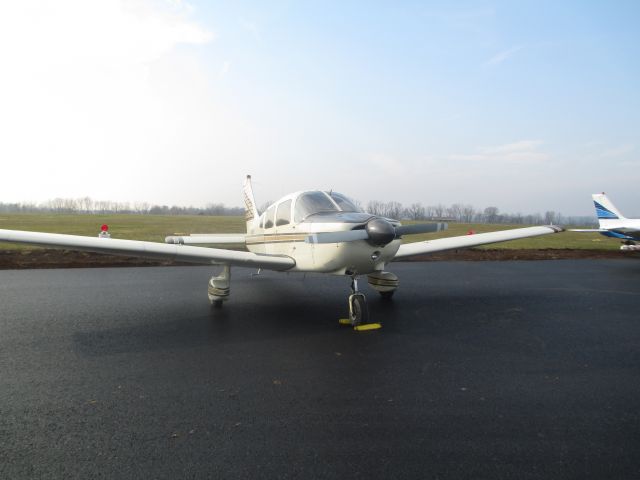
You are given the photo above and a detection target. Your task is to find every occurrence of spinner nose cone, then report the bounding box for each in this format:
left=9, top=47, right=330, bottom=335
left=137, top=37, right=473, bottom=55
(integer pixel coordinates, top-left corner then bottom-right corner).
left=366, top=218, right=396, bottom=247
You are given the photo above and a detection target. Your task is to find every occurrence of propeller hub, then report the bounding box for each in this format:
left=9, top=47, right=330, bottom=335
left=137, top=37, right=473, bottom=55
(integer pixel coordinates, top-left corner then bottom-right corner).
left=366, top=218, right=396, bottom=247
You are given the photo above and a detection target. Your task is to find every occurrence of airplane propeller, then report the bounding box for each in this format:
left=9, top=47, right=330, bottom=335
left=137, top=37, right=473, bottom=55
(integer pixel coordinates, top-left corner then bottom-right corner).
left=305, top=219, right=447, bottom=246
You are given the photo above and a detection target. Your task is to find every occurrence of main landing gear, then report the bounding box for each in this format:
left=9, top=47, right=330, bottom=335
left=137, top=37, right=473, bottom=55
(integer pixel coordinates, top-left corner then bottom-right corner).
left=208, top=265, right=231, bottom=308
left=621, top=240, right=640, bottom=251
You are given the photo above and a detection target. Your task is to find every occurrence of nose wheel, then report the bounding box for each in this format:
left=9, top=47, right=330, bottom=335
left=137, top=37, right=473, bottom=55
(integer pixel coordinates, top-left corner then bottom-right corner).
left=340, top=277, right=381, bottom=331
left=349, top=293, right=369, bottom=325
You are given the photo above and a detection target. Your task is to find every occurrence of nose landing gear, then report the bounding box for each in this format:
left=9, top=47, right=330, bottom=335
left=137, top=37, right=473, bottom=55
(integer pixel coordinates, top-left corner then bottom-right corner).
left=340, top=276, right=382, bottom=331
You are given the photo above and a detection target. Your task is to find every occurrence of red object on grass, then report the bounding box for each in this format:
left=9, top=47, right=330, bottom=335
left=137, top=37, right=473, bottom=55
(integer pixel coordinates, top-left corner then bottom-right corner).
left=101, top=224, right=109, bottom=232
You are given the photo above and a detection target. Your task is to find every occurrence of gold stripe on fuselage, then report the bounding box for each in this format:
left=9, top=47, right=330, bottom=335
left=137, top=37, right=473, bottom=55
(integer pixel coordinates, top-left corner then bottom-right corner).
left=245, top=233, right=308, bottom=245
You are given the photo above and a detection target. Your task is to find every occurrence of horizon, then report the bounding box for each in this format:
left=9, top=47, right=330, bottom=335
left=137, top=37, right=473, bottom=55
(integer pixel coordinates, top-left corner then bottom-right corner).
left=0, top=193, right=606, bottom=221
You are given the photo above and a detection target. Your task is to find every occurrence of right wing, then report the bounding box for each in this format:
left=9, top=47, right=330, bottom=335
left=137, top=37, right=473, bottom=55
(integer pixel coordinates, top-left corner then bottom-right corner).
left=395, top=225, right=564, bottom=259
left=0, top=229, right=294, bottom=271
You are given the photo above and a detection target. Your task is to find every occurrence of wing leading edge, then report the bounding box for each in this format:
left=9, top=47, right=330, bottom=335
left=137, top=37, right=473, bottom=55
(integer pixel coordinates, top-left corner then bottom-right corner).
left=0, top=229, right=294, bottom=271
left=394, top=225, right=564, bottom=259
left=165, top=234, right=247, bottom=245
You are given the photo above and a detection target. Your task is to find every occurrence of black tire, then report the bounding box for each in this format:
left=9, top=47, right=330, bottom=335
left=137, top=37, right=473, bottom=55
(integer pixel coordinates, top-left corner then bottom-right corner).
left=212, top=299, right=224, bottom=309
left=380, top=290, right=395, bottom=300
left=350, top=294, right=369, bottom=325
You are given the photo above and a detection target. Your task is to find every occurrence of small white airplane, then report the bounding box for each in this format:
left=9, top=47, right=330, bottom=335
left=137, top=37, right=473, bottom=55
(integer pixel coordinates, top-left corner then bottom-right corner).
left=571, top=193, right=640, bottom=251
left=0, top=176, right=564, bottom=330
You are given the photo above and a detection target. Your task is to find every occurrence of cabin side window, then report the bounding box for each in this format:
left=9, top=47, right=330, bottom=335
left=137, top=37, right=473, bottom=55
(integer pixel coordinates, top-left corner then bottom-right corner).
left=264, top=206, right=276, bottom=229
left=276, top=200, right=292, bottom=226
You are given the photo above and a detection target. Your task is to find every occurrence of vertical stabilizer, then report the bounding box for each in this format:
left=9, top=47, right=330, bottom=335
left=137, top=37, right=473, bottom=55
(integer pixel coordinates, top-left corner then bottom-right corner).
left=592, top=193, right=626, bottom=224
left=243, top=175, right=260, bottom=232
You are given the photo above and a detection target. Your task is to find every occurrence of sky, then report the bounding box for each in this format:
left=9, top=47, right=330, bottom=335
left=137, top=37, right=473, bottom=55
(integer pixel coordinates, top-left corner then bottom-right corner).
left=1, top=0, right=639, bottom=216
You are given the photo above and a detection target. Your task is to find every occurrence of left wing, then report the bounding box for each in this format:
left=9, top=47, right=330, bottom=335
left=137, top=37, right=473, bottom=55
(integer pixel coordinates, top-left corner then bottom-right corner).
left=0, top=229, right=294, bottom=270
left=394, top=225, right=564, bottom=259
left=165, top=234, right=246, bottom=245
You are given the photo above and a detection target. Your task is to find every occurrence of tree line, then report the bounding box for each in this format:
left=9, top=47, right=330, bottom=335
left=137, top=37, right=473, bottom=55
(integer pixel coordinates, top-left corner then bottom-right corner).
left=0, top=198, right=243, bottom=216
left=364, top=201, right=595, bottom=226
left=0, top=197, right=596, bottom=226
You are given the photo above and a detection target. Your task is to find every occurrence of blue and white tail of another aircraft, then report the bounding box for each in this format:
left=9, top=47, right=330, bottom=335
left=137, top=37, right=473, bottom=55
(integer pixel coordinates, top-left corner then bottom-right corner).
left=571, top=193, right=640, bottom=250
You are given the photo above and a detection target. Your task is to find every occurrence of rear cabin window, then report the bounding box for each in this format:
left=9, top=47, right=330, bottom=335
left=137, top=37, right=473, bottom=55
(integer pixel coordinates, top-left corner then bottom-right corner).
left=264, top=206, right=276, bottom=229
left=276, top=200, right=292, bottom=226
left=294, top=191, right=338, bottom=223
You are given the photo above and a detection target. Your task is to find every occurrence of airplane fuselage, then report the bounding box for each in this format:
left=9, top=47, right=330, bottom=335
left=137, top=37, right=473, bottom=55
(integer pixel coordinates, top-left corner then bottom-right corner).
left=599, top=219, right=640, bottom=241
left=245, top=191, right=401, bottom=275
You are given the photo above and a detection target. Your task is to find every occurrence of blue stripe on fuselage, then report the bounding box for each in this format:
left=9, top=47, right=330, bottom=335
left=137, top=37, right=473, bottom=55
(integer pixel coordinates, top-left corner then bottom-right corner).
left=600, top=230, right=632, bottom=240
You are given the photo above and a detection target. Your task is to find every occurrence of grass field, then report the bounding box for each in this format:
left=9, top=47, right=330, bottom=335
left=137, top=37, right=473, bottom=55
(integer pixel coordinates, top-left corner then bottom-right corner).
left=0, top=213, right=615, bottom=251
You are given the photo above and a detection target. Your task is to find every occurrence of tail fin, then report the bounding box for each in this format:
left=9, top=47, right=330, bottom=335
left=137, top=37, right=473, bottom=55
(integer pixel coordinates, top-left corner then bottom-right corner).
left=592, top=193, right=626, bottom=223
left=243, top=175, right=260, bottom=232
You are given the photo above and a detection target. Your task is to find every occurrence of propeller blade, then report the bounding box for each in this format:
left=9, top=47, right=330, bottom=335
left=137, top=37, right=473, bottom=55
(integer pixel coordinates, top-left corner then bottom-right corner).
left=395, top=222, right=448, bottom=237
left=306, top=230, right=369, bottom=244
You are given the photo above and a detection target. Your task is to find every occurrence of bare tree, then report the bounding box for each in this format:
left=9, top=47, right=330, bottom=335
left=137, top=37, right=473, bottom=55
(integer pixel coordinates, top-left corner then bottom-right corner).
left=461, top=204, right=475, bottom=223
left=447, top=203, right=463, bottom=222
left=366, top=200, right=384, bottom=216
left=405, top=203, right=426, bottom=220
left=483, top=206, right=499, bottom=223
left=384, top=201, right=403, bottom=219
left=134, top=202, right=150, bottom=214
left=432, top=204, right=446, bottom=219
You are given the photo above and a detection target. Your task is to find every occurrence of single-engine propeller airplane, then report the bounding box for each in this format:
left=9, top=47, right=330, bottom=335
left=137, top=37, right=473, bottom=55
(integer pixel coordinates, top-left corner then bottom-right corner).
left=570, top=193, right=640, bottom=251
left=0, top=176, right=564, bottom=330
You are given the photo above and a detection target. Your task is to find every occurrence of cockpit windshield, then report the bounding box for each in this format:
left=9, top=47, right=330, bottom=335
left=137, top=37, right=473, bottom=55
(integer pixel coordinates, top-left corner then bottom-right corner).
left=328, top=192, right=361, bottom=213
left=294, top=191, right=339, bottom=223
left=293, top=191, right=362, bottom=223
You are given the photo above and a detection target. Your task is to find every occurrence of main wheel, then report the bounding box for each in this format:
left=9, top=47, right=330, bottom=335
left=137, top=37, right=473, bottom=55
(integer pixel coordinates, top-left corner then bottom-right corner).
left=212, top=299, right=223, bottom=309
left=350, top=294, right=369, bottom=326
left=379, top=290, right=394, bottom=300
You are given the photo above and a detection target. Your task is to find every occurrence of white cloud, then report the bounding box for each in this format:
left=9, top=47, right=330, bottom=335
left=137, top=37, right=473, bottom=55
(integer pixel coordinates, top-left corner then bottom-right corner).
left=0, top=1, right=228, bottom=205
left=220, top=60, right=231, bottom=77
left=601, top=144, right=635, bottom=158
left=449, top=140, right=549, bottom=164
left=366, top=153, right=408, bottom=176
left=239, top=17, right=261, bottom=41
left=485, top=45, right=524, bottom=66
left=0, top=0, right=213, bottom=69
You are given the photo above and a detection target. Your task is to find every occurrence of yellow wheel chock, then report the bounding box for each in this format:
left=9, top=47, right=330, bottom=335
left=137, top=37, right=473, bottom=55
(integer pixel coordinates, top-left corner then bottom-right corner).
left=353, top=322, right=382, bottom=331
